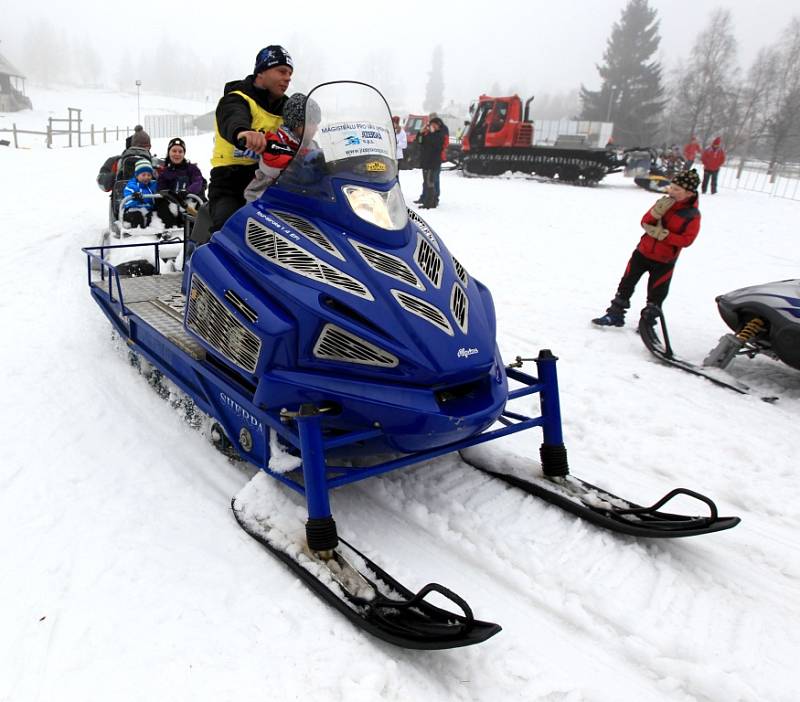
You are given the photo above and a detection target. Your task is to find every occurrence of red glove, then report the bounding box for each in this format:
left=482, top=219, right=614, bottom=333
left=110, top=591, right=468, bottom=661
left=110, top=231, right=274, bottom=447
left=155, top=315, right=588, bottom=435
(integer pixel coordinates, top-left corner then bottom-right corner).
left=262, top=129, right=300, bottom=170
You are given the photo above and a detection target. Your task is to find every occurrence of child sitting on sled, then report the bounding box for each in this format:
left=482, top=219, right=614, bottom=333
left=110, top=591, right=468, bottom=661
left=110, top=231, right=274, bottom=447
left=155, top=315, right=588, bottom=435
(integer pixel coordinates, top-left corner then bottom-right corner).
left=122, top=159, right=160, bottom=229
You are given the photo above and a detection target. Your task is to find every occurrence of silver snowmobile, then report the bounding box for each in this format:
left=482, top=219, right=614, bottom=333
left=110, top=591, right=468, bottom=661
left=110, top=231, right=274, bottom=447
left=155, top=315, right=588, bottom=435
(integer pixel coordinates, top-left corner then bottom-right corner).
left=640, top=279, right=800, bottom=396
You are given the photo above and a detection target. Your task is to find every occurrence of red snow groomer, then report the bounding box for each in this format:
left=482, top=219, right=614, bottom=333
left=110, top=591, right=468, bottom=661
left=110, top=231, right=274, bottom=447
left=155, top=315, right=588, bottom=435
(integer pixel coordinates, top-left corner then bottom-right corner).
left=461, top=94, right=624, bottom=184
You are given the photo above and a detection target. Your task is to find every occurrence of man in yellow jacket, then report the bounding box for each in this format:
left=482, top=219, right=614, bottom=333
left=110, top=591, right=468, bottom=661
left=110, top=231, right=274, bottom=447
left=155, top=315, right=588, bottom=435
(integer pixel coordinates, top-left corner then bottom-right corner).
left=208, top=45, right=293, bottom=232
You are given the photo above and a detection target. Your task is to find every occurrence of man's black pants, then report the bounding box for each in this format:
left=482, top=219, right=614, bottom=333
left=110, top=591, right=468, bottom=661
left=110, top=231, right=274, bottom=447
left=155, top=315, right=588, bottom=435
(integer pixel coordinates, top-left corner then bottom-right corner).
left=208, top=164, right=258, bottom=232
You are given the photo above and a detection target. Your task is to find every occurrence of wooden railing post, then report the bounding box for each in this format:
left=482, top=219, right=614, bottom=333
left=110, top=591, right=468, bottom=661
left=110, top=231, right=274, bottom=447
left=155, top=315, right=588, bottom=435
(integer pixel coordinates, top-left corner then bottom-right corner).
left=12, top=123, right=18, bottom=148
left=103, top=127, right=107, bottom=144
left=91, top=124, right=95, bottom=146
left=47, top=119, right=53, bottom=148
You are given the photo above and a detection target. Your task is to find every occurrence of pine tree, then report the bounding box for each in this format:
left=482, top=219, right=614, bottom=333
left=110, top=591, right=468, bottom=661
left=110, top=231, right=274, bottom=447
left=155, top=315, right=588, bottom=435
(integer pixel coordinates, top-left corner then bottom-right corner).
left=423, top=46, right=444, bottom=114
left=580, top=0, right=665, bottom=146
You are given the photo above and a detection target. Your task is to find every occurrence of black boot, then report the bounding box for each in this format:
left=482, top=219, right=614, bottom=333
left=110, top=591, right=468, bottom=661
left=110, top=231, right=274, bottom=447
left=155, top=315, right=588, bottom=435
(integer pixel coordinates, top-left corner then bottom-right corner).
left=591, top=312, right=625, bottom=327
left=591, top=295, right=629, bottom=327
left=640, top=303, right=661, bottom=327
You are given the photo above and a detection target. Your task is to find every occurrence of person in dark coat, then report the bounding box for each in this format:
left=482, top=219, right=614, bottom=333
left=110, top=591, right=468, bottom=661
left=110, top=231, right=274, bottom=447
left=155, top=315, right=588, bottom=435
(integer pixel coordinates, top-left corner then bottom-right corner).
left=152, top=137, right=206, bottom=225
left=157, top=137, right=206, bottom=198
left=417, top=117, right=445, bottom=209
left=592, top=169, right=701, bottom=327
left=207, top=45, right=293, bottom=232
left=96, top=130, right=153, bottom=192
left=125, top=125, right=144, bottom=150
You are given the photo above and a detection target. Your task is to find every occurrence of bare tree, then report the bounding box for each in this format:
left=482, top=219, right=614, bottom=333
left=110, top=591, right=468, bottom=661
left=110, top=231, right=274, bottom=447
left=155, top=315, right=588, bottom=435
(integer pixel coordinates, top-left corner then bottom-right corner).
left=677, top=8, right=739, bottom=145
left=762, top=19, right=800, bottom=170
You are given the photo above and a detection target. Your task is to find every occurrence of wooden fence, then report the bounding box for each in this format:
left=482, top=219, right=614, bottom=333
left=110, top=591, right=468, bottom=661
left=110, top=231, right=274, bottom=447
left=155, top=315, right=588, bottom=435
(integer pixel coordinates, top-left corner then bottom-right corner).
left=1, top=106, right=139, bottom=149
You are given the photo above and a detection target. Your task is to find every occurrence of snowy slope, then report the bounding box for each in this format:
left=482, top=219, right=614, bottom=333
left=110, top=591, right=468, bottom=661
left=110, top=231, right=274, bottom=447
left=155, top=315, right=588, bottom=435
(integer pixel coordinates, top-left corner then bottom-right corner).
left=0, top=85, right=210, bottom=148
left=1, top=94, right=799, bottom=701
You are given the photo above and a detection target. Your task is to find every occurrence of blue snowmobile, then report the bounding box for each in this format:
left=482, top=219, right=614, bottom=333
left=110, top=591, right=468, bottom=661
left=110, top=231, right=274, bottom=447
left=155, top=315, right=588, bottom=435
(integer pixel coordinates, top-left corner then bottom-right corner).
left=83, top=82, right=739, bottom=650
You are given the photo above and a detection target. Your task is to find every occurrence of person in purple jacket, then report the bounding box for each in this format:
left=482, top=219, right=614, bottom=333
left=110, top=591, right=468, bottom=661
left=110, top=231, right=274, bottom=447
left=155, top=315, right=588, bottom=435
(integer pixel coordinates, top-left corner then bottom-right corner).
left=156, top=137, right=207, bottom=223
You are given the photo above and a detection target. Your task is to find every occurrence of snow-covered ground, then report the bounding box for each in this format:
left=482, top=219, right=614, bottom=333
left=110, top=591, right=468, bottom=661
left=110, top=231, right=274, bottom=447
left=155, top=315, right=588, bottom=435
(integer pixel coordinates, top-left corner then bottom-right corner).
left=1, top=89, right=799, bottom=702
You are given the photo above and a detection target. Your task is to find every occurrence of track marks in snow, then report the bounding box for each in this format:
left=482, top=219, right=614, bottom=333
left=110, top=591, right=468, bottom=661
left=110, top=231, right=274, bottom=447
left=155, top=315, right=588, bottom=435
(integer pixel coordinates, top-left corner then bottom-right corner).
left=332, top=452, right=794, bottom=701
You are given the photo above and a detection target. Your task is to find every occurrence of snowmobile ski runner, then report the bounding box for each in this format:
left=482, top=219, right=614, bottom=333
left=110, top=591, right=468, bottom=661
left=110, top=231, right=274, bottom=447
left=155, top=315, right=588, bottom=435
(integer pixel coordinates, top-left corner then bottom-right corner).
left=461, top=446, right=739, bottom=538
left=638, top=303, right=783, bottom=401
left=83, top=81, right=740, bottom=650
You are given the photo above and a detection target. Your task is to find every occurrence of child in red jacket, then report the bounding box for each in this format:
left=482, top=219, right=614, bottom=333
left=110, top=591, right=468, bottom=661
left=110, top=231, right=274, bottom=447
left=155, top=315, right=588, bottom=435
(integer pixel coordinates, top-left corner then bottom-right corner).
left=243, top=92, right=320, bottom=202
left=592, top=169, right=701, bottom=327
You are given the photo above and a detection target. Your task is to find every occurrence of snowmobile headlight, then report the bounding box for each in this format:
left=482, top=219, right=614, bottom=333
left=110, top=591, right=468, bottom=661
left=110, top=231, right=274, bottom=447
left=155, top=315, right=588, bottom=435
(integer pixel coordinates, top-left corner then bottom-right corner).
left=342, top=184, right=407, bottom=230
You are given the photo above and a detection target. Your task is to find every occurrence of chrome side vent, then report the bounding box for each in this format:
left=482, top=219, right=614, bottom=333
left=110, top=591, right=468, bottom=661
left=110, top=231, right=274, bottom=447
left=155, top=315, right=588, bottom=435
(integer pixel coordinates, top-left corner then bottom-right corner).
left=246, top=218, right=373, bottom=301
left=270, top=210, right=344, bottom=260
left=351, top=240, right=424, bottom=290
left=414, top=233, right=443, bottom=289
left=407, top=209, right=440, bottom=251
left=450, top=283, right=469, bottom=333
left=187, top=275, right=261, bottom=373
left=391, top=290, right=453, bottom=336
left=224, top=289, right=258, bottom=324
left=313, top=324, right=399, bottom=368
left=451, top=256, right=468, bottom=286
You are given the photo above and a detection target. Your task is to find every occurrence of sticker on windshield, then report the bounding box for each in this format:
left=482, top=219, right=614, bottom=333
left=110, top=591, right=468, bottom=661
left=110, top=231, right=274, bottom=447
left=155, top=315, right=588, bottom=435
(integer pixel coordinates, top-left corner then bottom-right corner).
left=318, top=121, right=393, bottom=161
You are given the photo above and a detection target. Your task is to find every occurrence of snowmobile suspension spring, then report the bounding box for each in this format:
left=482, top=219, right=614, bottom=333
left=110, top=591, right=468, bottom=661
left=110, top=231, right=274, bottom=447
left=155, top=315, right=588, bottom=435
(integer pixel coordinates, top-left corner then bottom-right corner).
left=735, top=317, right=765, bottom=342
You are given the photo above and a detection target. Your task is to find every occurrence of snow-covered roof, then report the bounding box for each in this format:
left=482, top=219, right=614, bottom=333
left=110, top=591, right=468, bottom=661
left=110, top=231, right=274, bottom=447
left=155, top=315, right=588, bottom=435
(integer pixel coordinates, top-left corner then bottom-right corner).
left=0, top=51, right=25, bottom=79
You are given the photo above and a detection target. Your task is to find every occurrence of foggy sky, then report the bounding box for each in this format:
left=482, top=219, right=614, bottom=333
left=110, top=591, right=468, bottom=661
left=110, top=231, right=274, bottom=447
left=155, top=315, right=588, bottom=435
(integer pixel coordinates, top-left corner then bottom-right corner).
left=1, top=0, right=795, bottom=111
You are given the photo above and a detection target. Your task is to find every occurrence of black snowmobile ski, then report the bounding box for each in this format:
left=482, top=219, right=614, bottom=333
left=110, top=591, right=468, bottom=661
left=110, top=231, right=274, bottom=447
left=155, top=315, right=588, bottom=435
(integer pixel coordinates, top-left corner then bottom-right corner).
left=461, top=453, right=740, bottom=537
left=637, top=307, right=758, bottom=396
left=232, top=485, right=501, bottom=650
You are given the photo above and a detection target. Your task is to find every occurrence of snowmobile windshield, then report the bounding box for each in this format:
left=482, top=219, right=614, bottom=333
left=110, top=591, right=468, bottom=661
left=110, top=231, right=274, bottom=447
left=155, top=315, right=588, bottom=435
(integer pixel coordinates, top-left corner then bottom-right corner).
left=277, top=81, right=398, bottom=198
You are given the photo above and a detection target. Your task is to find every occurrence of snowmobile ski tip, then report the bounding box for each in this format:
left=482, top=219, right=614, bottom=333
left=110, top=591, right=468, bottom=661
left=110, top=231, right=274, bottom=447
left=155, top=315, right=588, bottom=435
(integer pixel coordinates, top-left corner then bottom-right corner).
left=232, top=497, right=501, bottom=650
left=462, top=455, right=740, bottom=538
left=638, top=308, right=779, bottom=401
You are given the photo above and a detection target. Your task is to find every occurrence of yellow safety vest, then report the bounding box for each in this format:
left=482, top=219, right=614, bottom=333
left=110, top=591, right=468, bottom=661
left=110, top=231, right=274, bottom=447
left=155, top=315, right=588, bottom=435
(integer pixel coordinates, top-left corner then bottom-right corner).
left=211, top=90, right=283, bottom=168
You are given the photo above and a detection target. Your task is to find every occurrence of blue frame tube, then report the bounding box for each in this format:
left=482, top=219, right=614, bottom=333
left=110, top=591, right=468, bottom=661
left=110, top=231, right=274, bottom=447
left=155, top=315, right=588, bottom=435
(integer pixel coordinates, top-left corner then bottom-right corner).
left=535, top=349, right=564, bottom=447
left=296, top=410, right=333, bottom=520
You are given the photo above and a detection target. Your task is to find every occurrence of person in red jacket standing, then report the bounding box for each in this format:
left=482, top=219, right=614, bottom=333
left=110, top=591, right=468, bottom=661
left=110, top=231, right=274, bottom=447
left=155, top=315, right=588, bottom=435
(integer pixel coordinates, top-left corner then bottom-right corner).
left=683, top=135, right=702, bottom=168
left=592, top=169, right=701, bottom=327
left=701, top=137, right=726, bottom=194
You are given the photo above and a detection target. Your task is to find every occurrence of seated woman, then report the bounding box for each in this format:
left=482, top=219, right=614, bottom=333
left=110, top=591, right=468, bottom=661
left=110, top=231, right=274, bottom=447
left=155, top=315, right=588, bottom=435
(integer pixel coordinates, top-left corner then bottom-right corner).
left=156, top=137, right=207, bottom=224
